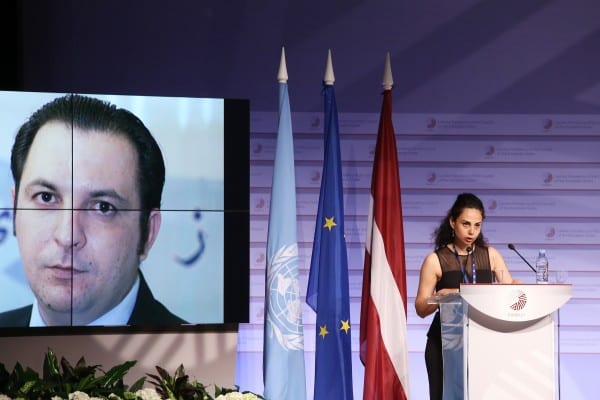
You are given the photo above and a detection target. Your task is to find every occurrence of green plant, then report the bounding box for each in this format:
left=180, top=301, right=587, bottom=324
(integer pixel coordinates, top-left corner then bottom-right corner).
left=0, top=359, right=45, bottom=399
left=42, top=348, right=145, bottom=398
left=0, top=348, right=144, bottom=399
left=0, top=349, right=262, bottom=400
left=146, top=365, right=209, bottom=400
left=146, top=365, right=263, bottom=400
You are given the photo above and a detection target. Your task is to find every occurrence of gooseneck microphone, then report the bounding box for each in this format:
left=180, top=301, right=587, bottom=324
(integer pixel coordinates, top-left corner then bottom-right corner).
left=507, top=243, right=537, bottom=273
left=466, top=247, right=475, bottom=283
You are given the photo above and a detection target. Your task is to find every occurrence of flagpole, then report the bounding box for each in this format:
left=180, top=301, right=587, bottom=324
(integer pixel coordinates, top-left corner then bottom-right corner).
left=359, top=52, right=410, bottom=400
left=382, top=52, right=393, bottom=90
left=306, top=49, right=354, bottom=400
left=324, top=49, right=335, bottom=85
left=263, top=46, right=307, bottom=400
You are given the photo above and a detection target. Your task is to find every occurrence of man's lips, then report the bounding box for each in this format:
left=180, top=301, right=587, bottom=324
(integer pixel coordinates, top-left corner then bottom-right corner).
left=47, top=265, right=85, bottom=279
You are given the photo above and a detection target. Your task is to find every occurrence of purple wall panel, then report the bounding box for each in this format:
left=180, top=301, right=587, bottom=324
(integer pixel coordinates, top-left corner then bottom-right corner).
left=247, top=111, right=600, bottom=398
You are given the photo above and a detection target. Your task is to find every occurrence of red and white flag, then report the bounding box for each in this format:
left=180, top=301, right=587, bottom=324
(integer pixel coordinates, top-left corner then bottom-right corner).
left=359, top=54, right=409, bottom=400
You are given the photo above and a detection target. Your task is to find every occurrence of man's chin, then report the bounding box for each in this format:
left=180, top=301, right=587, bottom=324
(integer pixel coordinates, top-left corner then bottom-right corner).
left=38, top=295, right=74, bottom=315
left=37, top=291, right=102, bottom=325
left=43, top=303, right=73, bottom=315
left=40, top=304, right=92, bottom=326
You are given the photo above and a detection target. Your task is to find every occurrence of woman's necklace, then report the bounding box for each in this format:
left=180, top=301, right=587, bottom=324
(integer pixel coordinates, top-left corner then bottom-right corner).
left=452, top=243, right=476, bottom=283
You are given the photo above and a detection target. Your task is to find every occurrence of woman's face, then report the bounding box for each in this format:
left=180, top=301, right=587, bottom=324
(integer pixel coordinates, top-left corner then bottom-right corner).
left=450, top=207, right=482, bottom=249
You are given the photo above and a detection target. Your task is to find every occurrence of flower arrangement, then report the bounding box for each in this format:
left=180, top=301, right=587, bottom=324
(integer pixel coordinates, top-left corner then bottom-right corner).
left=0, top=349, right=262, bottom=400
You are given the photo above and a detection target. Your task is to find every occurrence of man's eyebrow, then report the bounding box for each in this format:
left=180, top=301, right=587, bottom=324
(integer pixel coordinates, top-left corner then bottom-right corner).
left=88, top=189, right=127, bottom=203
left=24, top=179, right=58, bottom=192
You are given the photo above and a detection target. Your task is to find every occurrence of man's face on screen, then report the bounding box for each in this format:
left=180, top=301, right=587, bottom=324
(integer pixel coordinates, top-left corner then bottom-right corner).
left=13, top=121, right=155, bottom=325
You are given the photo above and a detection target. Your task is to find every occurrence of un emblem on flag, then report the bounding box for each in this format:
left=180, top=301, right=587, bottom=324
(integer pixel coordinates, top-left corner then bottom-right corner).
left=266, top=243, right=304, bottom=351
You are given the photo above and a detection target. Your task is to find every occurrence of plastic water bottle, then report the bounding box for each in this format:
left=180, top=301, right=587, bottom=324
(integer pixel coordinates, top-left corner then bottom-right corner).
left=535, top=249, right=549, bottom=283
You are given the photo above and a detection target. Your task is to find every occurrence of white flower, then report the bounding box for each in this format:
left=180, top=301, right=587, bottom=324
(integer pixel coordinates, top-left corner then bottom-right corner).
left=66, top=392, right=106, bottom=400
left=215, top=393, right=258, bottom=400
left=0, top=395, right=12, bottom=400
left=69, top=392, right=91, bottom=400
left=135, top=388, right=163, bottom=400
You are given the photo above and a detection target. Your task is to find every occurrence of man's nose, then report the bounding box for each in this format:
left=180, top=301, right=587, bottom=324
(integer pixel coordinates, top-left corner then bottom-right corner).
left=54, top=209, right=86, bottom=249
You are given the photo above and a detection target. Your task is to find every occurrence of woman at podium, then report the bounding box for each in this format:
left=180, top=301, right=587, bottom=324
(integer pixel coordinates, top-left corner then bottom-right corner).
left=414, top=192, right=521, bottom=400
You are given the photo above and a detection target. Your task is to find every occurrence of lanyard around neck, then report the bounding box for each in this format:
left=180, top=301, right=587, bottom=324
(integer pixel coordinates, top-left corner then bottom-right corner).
left=453, top=243, right=476, bottom=283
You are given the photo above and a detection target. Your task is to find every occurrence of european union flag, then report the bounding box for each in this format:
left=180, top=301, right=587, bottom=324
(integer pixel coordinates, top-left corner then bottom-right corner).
left=306, top=82, right=354, bottom=400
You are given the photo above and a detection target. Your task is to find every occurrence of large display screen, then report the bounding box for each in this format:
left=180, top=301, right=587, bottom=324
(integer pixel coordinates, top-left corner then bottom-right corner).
left=0, top=91, right=249, bottom=333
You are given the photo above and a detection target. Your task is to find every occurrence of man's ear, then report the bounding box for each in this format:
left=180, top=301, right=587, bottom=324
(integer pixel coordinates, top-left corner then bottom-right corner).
left=140, top=209, right=161, bottom=261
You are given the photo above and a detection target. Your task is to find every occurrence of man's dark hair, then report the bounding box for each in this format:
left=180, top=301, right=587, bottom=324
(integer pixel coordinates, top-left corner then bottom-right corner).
left=11, top=94, right=165, bottom=254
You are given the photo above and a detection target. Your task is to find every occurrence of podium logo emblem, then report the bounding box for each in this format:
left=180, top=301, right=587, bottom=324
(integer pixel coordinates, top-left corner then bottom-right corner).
left=510, top=290, right=527, bottom=311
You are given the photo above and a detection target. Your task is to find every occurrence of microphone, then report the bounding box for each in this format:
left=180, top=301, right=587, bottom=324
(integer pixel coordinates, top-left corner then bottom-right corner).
left=466, top=247, right=475, bottom=283
left=507, top=243, right=537, bottom=273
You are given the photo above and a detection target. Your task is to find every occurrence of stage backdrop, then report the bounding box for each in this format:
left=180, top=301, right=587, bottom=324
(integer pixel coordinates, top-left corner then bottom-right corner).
left=237, top=110, right=600, bottom=399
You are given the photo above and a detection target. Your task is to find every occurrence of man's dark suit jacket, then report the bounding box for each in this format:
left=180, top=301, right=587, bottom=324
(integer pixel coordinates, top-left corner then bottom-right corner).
left=0, top=272, right=187, bottom=327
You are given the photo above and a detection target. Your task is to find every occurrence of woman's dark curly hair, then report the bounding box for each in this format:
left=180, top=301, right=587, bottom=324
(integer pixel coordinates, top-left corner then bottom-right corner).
left=433, top=192, right=488, bottom=249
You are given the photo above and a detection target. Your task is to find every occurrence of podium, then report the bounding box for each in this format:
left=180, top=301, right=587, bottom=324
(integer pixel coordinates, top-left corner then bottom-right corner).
left=432, top=284, right=572, bottom=400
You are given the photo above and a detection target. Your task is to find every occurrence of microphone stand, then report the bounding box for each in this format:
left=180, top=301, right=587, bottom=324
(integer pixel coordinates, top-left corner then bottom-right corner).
left=507, top=243, right=537, bottom=273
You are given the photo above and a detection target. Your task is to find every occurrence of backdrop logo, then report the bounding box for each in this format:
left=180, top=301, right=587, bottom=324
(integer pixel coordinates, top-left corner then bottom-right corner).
left=485, top=145, right=495, bottom=156
left=510, top=290, right=527, bottom=311
left=426, top=117, right=437, bottom=129
left=543, top=172, right=553, bottom=184
left=252, top=143, right=263, bottom=154
left=545, top=227, right=556, bottom=238
left=254, top=197, right=266, bottom=210
left=311, top=170, right=321, bottom=182
left=311, top=116, right=321, bottom=128
left=543, top=118, right=553, bottom=130
left=487, top=199, right=498, bottom=211
left=426, top=171, right=437, bottom=184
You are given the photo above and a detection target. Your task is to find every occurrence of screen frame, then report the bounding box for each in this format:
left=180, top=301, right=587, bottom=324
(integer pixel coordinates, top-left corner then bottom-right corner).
left=0, top=91, right=250, bottom=335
